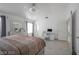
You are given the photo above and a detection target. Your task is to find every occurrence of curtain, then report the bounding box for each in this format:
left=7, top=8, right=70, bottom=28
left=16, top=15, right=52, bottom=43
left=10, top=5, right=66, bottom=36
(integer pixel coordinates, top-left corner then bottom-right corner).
left=0, top=16, right=6, bottom=37
left=26, top=21, right=34, bottom=36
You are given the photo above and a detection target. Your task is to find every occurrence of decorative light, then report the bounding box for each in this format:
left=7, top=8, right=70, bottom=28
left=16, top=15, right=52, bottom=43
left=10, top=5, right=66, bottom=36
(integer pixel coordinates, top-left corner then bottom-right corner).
left=25, top=3, right=37, bottom=19
left=29, top=3, right=37, bottom=13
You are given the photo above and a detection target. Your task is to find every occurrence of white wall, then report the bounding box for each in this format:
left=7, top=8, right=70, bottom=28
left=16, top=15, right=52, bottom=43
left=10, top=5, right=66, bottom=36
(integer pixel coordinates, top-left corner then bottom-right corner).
left=0, top=11, right=27, bottom=36
left=31, top=4, right=68, bottom=40
left=0, top=4, right=69, bottom=41
left=34, top=17, right=67, bottom=40
left=66, top=4, right=78, bottom=20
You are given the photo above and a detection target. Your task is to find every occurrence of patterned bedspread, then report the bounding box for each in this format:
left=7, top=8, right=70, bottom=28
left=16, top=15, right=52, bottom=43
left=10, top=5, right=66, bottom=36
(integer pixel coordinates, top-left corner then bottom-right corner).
left=0, top=35, right=46, bottom=55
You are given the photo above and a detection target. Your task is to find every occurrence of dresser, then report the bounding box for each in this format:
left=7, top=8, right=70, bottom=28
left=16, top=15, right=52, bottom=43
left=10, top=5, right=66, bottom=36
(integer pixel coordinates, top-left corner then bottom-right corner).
left=43, top=31, right=57, bottom=40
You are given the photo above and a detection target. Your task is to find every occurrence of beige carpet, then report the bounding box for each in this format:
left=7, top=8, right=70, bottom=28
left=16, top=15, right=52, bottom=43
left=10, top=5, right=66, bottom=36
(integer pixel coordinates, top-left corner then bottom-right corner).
left=44, top=40, right=72, bottom=55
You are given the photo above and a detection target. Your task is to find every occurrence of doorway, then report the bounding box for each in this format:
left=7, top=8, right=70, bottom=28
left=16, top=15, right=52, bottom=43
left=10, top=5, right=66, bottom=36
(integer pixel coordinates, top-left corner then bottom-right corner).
left=67, top=11, right=77, bottom=55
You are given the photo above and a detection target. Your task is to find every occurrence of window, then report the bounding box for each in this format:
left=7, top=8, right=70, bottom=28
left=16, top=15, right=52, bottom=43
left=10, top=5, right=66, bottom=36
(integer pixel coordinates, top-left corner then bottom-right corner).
left=27, top=22, right=34, bottom=36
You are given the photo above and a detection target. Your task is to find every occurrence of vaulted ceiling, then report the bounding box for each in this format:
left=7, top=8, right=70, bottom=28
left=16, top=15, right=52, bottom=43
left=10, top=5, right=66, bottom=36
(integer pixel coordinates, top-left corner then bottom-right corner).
left=0, top=3, right=69, bottom=20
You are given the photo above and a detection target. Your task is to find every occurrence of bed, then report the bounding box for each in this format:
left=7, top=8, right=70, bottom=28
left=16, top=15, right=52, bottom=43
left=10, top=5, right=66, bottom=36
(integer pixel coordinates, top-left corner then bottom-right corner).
left=0, top=35, right=46, bottom=55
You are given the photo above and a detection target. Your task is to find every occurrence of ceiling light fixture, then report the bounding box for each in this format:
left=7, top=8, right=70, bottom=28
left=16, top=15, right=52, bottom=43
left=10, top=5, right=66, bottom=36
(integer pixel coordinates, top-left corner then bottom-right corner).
left=29, top=3, right=37, bottom=13
left=24, top=3, right=37, bottom=19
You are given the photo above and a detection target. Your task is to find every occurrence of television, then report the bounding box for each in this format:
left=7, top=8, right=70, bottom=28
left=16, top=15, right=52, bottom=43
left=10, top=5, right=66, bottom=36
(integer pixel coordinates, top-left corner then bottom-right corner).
left=47, top=29, right=52, bottom=32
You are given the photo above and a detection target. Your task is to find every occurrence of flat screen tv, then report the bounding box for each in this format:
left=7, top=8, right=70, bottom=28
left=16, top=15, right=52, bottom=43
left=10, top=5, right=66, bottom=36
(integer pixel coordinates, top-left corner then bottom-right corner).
left=47, top=29, right=52, bottom=32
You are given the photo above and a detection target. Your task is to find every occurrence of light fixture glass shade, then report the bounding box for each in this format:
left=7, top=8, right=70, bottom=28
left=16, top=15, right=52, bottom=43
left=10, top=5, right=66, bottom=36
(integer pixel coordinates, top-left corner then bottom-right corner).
left=24, top=3, right=38, bottom=19
left=29, top=7, right=37, bottom=13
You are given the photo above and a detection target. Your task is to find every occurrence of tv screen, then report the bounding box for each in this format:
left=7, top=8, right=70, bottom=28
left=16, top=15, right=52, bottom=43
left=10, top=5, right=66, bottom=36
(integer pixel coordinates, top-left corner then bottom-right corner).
left=47, top=29, right=52, bottom=32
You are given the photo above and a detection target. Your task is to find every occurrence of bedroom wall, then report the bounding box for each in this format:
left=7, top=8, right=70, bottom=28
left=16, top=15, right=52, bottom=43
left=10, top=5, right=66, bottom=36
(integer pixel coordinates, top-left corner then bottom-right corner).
left=32, top=4, right=68, bottom=40
left=34, top=16, right=67, bottom=40
left=0, top=11, right=27, bottom=36
left=0, top=4, right=69, bottom=41
left=34, top=4, right=79, bottom=41
left=66, top=4, right=78, bottom=18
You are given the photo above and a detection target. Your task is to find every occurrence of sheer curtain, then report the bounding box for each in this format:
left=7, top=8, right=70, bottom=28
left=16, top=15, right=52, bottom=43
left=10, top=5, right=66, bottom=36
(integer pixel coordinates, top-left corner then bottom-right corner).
left=27, top=22, right=34, bottom=36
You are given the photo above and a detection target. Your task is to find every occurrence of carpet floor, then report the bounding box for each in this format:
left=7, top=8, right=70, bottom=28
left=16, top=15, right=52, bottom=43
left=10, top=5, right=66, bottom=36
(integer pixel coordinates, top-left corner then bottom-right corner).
left=44, top=40, right=72, bottom=55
